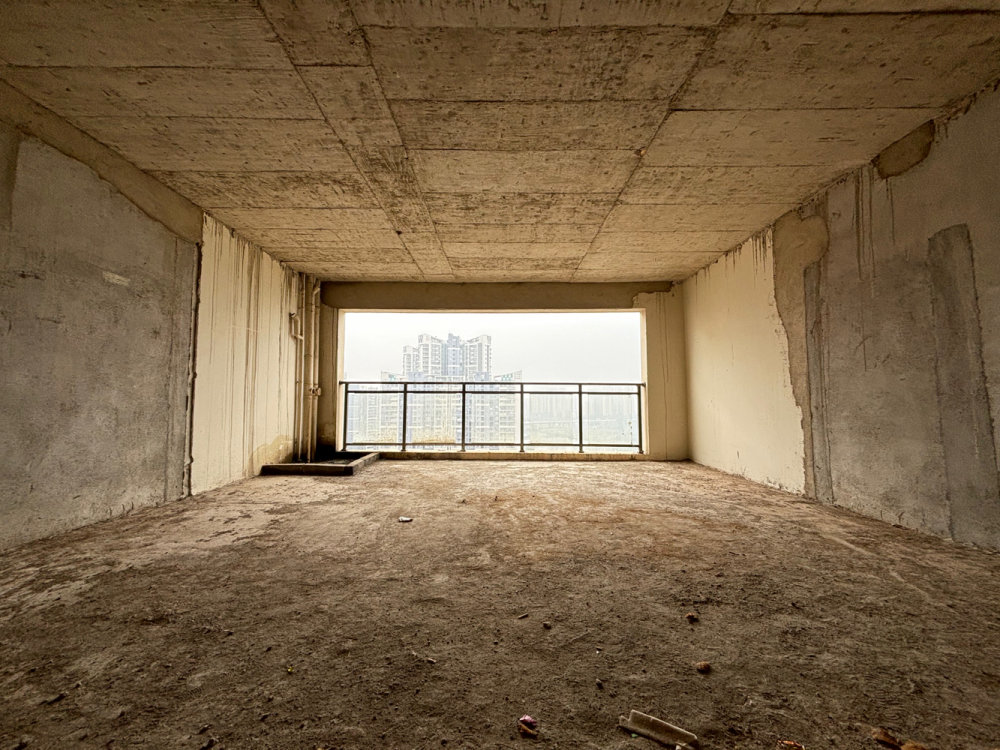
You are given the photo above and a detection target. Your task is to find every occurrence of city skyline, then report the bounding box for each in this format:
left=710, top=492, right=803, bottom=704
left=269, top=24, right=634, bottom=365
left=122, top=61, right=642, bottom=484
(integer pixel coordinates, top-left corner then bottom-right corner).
left=345, top=329, right=641, bottom=452
left=342, top=311, right=643, bottom=383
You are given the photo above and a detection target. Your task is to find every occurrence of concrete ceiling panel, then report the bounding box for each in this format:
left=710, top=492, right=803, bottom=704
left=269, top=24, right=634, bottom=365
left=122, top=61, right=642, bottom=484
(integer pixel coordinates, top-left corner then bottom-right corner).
left=730, top=1, right=1000, bottom=10
left=448, top=256, right=580, bottom=271
left=645, top=109, right=938, bottom=167
left=258, top=0, right=369, bottom=65
left=398, top=232, right=455, bottom=276
left=0, top=68, right=321, bottom=120
left=348, top=147, right=440, bottom=233
left=0, top=0, right=289, bottom=68
left=299, top=66, right=401, bottom=146
left=448, top=268, right=577, bottom=281
left=576, top=251, right=722, bottom=271
left=555, top=0, right=731, bottom=26
left=265, top=247, right=414, bottom=263
left=604, top=203, right=793, bottom=232
left=234, top=228, right=406, bottom=249
left=436, top=225, right=600, bottom=243
left=71, top=118, right=356, bottom=172
left=286, top=262, right=424, bottom=280
left=678, top=13, right=1000, bottom=109
left=411, top=151, right=638, bottom=193
left=621, top=165, right=840, bottom=205
left=351, top=0, right=729, bottom=28
left=572, top=253, right=722, bottom=280
left=208, top=208, right=393, bottom=231
left=151, top=171, right=376, bottom=209
left=589, top=231, right=748, bottom=254
left=391, top=101, right=665, bottom=150
left=424, top=193, right=616, bottom=225
left=442, top=243, right=590, bottom=259
left=366, top=27, right=707, bottom=101
left=349, top=0, right=558, bottom=27
left=7, top=1, right=999, bottom=283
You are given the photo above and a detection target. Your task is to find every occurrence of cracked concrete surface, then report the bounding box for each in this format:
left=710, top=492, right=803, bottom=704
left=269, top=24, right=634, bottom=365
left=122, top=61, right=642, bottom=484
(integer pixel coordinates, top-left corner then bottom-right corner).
left=2, top=1, right=999, bottom=281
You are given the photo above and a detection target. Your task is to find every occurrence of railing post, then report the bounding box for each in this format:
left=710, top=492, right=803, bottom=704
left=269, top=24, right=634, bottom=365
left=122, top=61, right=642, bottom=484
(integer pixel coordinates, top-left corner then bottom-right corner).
left=342, top=382, right=349, bottom=449
left=636, top=384, right=644, bottom=454
left=401, top=383, right=408, bottom=452
left=461, top=383, right=467, bottom=452
left=519, top=383, right=525, bottom=453
left=578, top=383, right=584, bottom=453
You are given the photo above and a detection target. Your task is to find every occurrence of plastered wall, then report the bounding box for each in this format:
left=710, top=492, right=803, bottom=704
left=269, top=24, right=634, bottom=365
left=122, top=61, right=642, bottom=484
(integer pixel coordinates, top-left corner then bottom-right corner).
left=190, top=215, right=298, bottom=493
left=0, top=128, right=197, bottom=549
left=682, top=232, right=806, bottom=492
left=793, top=84, right=1000, bottom=549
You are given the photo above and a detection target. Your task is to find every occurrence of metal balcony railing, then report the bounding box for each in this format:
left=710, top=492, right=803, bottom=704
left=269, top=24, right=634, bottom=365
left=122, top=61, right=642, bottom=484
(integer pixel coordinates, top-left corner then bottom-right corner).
left=341, top=381, right=645, bottom=454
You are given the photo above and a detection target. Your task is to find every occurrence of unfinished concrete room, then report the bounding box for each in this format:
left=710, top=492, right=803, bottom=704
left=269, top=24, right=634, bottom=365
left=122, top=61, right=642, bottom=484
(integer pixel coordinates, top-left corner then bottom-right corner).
left=2, top=1, right=1000, bottom=748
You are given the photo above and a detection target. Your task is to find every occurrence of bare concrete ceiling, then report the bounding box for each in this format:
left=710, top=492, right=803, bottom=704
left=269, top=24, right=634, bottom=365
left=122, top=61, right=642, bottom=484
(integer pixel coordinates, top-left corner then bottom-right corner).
left=2, top=1, right=1000, bottom=282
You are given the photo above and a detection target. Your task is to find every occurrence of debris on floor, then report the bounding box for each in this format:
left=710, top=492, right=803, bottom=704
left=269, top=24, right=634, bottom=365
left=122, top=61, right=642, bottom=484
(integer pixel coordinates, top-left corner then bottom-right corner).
left=695, top=661, right=712, bottom=673
left=618, top=709, right=698, bottom=749
left=872, top=727, right=901, bottom=747
left=685, top=612, right=699, bottom=623
left=517, top=715, right=538, bottom=738
left=398, top=516, right=413, bottom=523
left=870, top=727, right=931, bottom=750
left=779, top=741, right=806, bottom=749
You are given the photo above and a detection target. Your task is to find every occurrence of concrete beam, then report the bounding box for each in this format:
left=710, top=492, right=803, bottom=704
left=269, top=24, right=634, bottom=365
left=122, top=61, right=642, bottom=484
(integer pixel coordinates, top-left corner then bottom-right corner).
left=322, top=281, right=672, bottom=310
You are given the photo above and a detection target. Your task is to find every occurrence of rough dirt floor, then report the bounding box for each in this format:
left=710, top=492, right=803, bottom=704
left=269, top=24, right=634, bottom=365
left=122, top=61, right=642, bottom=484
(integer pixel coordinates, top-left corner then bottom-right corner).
left=1, top=461, right=999, bottom=750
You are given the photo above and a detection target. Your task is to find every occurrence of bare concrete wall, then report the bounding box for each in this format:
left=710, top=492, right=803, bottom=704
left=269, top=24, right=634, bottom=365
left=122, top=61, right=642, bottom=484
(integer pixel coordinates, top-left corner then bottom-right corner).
left=683, top=231, right=806, bottom=492
left=796, top=84, right=1000, bottom=548
left=190, top=215, right=298, bottom=493
left=0, top=128, right=197, bottom=549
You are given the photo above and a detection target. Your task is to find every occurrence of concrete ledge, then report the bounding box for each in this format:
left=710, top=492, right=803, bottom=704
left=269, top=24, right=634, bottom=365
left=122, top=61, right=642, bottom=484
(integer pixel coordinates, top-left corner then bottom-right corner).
left=378, top=451, right=655, bottom=461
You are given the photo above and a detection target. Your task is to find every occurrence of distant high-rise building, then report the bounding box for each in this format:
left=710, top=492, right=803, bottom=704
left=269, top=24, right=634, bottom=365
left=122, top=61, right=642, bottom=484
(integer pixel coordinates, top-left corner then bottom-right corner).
left=346, top=333, right=520, bottom=449
left=345, top=333, right=638, bottom=452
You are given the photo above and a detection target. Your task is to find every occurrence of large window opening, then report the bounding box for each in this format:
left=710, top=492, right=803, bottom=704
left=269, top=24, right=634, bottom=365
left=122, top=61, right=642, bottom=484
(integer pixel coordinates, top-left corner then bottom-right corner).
left=341, top=311, right=644, bottom=454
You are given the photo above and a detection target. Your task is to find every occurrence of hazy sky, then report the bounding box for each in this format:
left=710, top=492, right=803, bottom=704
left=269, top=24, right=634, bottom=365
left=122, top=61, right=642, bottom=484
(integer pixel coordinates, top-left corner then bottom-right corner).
left=343, top=311, right=642, bottom=382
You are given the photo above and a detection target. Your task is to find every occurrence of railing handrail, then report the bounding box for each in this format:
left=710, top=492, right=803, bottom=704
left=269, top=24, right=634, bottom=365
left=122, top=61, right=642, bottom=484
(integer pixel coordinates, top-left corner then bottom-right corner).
left=341, top=379, right=644, bottom=454
left=341, top=379, right=646, bottom=387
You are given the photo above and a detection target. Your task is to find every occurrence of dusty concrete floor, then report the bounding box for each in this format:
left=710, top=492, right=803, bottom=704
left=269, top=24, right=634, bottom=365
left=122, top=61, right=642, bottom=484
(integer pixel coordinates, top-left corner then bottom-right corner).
left=1, top=461, right=999, bottom=750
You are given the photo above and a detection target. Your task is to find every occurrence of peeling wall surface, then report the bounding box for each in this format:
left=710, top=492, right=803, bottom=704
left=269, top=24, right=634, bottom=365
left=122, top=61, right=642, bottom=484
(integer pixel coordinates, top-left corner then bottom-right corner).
left=190, top=216, right=297, bottom=494
left=0, top=129, right=196, bottom=549
left=798, top=86, right=1000, bottom=548
left=683, top=232, right=806, bottom=492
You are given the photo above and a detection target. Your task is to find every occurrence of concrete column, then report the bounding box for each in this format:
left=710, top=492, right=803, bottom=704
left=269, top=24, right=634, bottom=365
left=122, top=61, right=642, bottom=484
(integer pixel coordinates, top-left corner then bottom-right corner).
left=317, top=303, right=339, bottom=452
left=635, top=290, right=688, bottom=460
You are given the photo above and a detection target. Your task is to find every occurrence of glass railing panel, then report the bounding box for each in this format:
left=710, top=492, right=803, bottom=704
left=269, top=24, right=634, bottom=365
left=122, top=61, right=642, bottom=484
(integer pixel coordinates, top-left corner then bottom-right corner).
left=405, top=392, right=462, bottom=446
left=523, top=392, right=579, bottom=446
left=345, top=390, right=402, bottom=447
left=582, top=393, right=639, bottom=446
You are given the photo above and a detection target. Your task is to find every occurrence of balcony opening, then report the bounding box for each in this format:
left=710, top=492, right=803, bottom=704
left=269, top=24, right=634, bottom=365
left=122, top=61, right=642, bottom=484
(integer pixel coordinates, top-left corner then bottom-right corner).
left=341, top=311, right=644, bottom=455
